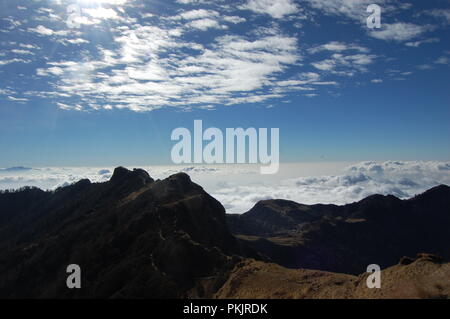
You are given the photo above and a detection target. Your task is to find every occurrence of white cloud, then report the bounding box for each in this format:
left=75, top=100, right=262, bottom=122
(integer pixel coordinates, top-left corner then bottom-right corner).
left=2, top=17, right=22, bottom=30
left=64, top=38, right=90, bottom=45
left=312, top=60, right=334, bottom=71
left=11, top=49, right=34, bottom=55
left=187, top=18, right=227, bottom=31
left=7, top=96, right=29, bottom=102
left=273, top=72, right=337, bottom=93
left=37, top=66, right=65, bottom=76
left=405, top=37, right=439, bottom=47
left=427, top=8, right=450, bottom=24
left=176, top=9, right=219, bottom=20
left=223, top=16, right=246, bottom=24
left=171, top=9, right=236, bottom=31
left=369, top=23, right=433, bottom=42
left=303, top=0, right=432, bottom=47
left=83, top=8, right=121, bottom=20
left=435, top=56, right=450, bottom=65
left=242, top=0, right=298, bottom=19
left=371, top=79, right=383, bottom=83
left=0, top=58, right=31, bottom=66
left=309, top=41, right=375, bottom=77
left=35, top=7, right=61, bottom=22
left=0, top=88, right=13, bottom=95
left=311, top=53, right=376, bottom=76
left=35, top=23, right=300, bottom=111
left=79, top=0, right=128, bottom=4
left=56, top=102, right=84, bottom=111
left=416, top=64, right=434, bottom=70
left=19, top=43, right=40, bottom=49
left=309, top=41, right=369, bottom=54
left=304, top=0, right=385, bottom=22
left=176, top=0, right=210, bottom=4
left=28, top=25, right=54, bottom=36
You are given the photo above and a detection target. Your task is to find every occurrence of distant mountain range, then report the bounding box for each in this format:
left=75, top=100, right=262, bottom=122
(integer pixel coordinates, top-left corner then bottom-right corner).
left=0, top=166, right=33, bottom=172
left=0, top=167, right=449, bottom=298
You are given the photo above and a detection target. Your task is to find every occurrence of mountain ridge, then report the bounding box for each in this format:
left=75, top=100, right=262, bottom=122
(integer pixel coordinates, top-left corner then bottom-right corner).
left=0, top=167, right=256, bottom=298
left=227, top=184, right=450, bottom=274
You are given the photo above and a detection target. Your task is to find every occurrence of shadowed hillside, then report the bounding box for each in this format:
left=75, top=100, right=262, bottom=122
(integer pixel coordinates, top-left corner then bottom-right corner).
left=227, top=185, right=450, bottom=274
left=0, top=167, right=256, bottom=298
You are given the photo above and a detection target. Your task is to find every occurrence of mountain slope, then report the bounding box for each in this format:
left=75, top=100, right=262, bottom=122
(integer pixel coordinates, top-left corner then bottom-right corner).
left=215, top=254, right=450, bottom=299
left=0, top=167, right=254, bottom=298
left=227, top=185, right=450, bottom=274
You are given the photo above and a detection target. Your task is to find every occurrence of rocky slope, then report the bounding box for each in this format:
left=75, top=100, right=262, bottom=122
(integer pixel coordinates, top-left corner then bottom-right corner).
left=215, top=254, right=450, bottom=299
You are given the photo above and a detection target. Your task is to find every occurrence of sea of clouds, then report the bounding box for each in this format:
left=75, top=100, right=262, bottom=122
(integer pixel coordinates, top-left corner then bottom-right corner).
left=1, top=161, right=450, bottom=214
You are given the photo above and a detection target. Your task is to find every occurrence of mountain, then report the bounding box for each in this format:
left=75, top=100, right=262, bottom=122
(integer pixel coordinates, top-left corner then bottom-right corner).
left=227, top=185, right=450, bottom=274
left=0, top=167, right=449, bottom=299
left=0, top=167, right=256, bottom=298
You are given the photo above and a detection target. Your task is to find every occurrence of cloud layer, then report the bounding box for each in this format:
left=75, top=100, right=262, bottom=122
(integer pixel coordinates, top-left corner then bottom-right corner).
left=1, top=161, right=449, bottom=214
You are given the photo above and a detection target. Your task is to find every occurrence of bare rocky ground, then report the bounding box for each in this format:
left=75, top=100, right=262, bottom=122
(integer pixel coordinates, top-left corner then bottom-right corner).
left=215, top=254, right=450, bottom=299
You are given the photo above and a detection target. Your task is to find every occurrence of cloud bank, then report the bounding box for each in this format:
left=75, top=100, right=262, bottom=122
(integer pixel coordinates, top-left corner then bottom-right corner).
left=1, top=161, right=449, bottom=214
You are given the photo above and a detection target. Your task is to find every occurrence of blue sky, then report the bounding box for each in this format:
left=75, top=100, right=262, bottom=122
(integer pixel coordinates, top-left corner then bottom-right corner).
left=0, top=0, right=449, bottom=167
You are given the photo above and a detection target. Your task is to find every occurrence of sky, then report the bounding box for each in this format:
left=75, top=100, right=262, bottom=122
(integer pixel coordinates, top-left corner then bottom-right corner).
left=0, top=0, right=450, bottom=167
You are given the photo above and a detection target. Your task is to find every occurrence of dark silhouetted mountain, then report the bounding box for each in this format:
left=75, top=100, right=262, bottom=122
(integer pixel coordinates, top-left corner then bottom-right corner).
left=227, top=185, right=450, bottom=274
left=0, top=167, right=255, bottom=298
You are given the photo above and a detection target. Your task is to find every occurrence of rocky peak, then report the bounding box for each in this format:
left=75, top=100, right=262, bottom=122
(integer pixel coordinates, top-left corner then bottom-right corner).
left=110, top=166, right=153, bottom=184
left=411, top=184, right=450, bottom=203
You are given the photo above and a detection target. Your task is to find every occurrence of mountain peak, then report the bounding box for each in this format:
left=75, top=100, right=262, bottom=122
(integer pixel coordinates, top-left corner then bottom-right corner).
left=161, top=172, right=200, bottom=191
left=110, top=166, right=129, bottom=181
left=167, top=172, right=191, bottom=182
left=410, top=184, right=450, bottom=203
left=110, top=166, right=153, bottom=184
left=423, top=184, right=450, bottom=194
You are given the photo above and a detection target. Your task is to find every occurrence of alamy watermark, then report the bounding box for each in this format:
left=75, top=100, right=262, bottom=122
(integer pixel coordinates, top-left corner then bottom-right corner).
left=66, top=4, right=82, bottom=29
left=366, top=264, right=381, bottom=288
left=66, top=264, right=81, bottom=289
left=170, top=120, right=279, bottom=174
left=367, top=4, right=381, bottom=29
